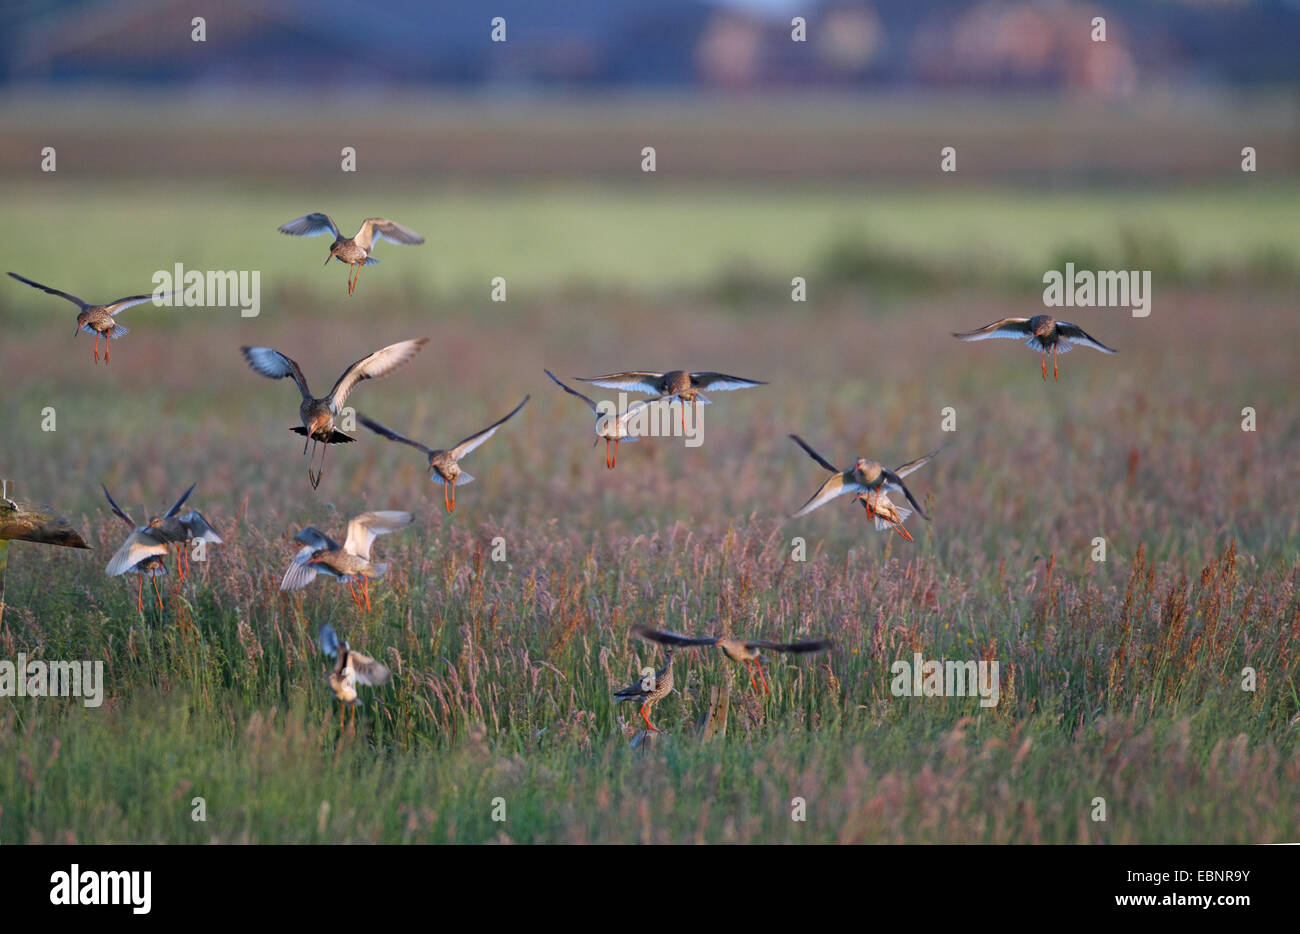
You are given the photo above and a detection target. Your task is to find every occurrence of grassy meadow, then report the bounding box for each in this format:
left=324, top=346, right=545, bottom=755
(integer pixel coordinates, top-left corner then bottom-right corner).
left=0, top=176, right=1297, bottom=843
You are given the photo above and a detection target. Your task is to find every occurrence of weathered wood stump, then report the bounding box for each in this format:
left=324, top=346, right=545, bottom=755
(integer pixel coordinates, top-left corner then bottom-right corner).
left=0, top=498, right=90, bottom=549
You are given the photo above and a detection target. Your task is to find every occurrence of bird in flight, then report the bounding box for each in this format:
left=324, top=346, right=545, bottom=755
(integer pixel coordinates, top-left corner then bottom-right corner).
left=545, top=369, right=670, bottom=468
left=103, top=482, right=222, bottom=587
left=632, top=624, right=831, bottom=695
left=100, top=485, right=169, bottom=612
left=318, top=623, right=391, bottom=731
left=277, top=214, right=425, bottom=295
left=852, top=447, right=944, bottom=541
left=789, top=434, right=932, bottom=531
left=241, top=339, right=427, bottom=487
left=952, top=314, right=1116, bottom=380
left=574, top=370, right=765, bottom=432
left=280, top=510, right=413, bottom=611
left=8, top=271, right=175, bottom=365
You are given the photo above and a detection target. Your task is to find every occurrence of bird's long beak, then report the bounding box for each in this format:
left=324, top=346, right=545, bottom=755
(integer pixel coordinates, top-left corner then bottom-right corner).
left=324, top=253, right=333, bottom=266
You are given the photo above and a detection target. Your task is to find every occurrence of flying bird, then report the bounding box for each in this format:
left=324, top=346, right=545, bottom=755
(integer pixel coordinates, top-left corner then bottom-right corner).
left=277, top=214, right=424, bottom=295
left=103, top=483, right=222, bottom=587
left=318, top=623, right=391, bottom=731
left=575, top=370, right=765, bottom=431
left=358, top=395, right=529, bottom=512
left=789, top=434, right=932, bottom=528
left=8, top=272, right=175, bottom=365
left=280, top=511, right=413, bottom=611
left=952, top=314, right=1117, bottom=380
left=613, top=649, right=675, bottom=733
left=241, top=339, right=427, bottom=488
left=100, top=484, right=169, bottom=612
left=852, top=448, right=943, bottom=542
left=545, top=369, right=669, bottom=468
left=632, top=624, right=830, bottom=695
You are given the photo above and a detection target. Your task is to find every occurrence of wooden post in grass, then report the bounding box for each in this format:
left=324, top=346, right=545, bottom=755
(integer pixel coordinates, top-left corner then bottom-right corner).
left=699, top=684, right=730, bottom=740
left=0, top=480, right=91, bottom=624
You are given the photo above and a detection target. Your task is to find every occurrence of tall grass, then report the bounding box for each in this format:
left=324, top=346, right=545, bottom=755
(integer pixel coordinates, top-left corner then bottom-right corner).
left=1, top=260, right=1297, bottom=841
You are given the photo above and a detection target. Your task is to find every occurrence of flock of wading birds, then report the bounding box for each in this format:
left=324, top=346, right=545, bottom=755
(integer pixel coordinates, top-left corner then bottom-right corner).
left=9, top=212, right=1120, bottom=733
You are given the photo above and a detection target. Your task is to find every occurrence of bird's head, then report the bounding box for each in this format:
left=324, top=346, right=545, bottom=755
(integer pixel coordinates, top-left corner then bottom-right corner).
left=307, top=413, right=332, bottom=437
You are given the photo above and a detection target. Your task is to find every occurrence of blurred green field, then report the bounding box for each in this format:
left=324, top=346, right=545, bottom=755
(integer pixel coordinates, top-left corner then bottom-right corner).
left=2, top=180, right=1297, bottom=305
left=0, top=181, right=1297, bottom=843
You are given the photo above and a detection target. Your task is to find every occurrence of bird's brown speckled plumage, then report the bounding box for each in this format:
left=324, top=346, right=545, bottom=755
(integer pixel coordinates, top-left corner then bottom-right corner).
left=613, top=649, right=675, bottom=731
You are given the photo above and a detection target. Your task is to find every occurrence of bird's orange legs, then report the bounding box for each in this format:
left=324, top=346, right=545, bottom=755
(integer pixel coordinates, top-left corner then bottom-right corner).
left=103, top=331, right=111, bottom=364
left=890, top=520, right=915, bottom=542
left=91, top=333, right=100, bottom=364
left=1053, top=343, right=1059, bottom=380
left=639, top=703, right=659, bottom=732
left=136, top=573, right=165, bottom=612
left=1041, top=351, right=1047, bottom=380
left=347, top=262, right=365, bottom=295
left=173, top=543, right=191, bottom=582
left=346, top=578, right=373, bottom=611
left=605, top=438, right=619, bottom=469
left=742, top=659, right=771, bottom=695
left=444, top=480, right=455, bottom=513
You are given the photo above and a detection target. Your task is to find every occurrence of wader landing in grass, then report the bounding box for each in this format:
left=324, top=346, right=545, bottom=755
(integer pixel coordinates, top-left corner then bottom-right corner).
left=280, top=511, right=413, bottom=612
left=102, top=483, right=222, bottom=586
left=318, top=623, right=391, bottom=731
left=633, top=624, right=831, bottom=695
left=101, top=484, right=182, bottom=612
